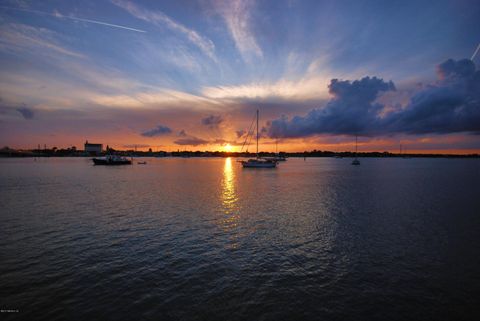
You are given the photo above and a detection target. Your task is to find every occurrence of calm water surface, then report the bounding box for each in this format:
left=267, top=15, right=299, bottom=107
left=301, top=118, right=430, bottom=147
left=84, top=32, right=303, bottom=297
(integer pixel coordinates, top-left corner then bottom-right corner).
left=1, top=157, right=479, bottom=320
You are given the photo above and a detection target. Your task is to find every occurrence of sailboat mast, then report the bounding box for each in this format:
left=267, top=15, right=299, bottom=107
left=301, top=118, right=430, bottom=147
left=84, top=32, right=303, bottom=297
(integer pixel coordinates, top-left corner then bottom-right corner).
left=256, top=109, right=259, bottom=157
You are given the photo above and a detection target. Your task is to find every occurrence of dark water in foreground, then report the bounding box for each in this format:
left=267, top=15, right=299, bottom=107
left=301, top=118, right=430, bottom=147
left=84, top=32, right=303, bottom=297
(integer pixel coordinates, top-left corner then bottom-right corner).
left=1, top=157, right=479, bottom=321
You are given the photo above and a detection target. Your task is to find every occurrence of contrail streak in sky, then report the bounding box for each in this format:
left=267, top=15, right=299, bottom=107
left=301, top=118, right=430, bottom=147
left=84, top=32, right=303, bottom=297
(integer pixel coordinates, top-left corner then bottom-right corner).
left=471, top=43, right=480, bottom=61
left=59, top=15, right=146, bottom=33
left=0, top=6, right=146, bottom=33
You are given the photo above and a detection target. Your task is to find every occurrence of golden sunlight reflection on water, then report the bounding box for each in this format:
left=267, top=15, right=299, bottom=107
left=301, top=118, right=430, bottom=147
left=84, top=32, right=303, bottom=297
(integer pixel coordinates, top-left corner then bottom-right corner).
left=220, top=157, right=240, bottom=247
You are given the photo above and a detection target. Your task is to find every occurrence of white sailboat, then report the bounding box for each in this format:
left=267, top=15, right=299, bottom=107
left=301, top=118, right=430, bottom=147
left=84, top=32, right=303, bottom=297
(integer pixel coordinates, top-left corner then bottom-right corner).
left=241, top=110, right=277, bottom=168
left=351, top=135, right=360, bottom=165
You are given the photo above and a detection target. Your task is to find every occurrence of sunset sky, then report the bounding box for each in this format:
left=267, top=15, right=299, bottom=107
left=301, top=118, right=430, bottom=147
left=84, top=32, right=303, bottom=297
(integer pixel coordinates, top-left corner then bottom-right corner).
left=0, top=0, right=479, bottom=153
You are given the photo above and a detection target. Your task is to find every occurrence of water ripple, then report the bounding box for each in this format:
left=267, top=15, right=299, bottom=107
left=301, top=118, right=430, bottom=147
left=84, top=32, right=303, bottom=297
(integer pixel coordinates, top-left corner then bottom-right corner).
left=1, top=157, right=479, bottom=320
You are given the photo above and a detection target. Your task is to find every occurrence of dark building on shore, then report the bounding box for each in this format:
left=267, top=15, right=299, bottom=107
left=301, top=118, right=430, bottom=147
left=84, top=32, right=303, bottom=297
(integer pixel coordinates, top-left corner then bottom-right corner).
left=84, top=140, right=102, bottom=155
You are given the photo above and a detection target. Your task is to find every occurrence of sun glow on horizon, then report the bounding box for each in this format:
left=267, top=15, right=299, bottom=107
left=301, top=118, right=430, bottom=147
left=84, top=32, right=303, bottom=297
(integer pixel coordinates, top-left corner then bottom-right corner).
left=224, top=143, right=233, bottom=152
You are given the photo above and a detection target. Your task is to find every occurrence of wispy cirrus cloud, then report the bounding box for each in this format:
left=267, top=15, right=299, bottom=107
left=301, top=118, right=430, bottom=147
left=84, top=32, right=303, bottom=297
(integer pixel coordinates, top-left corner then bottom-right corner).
left=91, top=89, right=221, bottom=110
left=0, top=60, right=150, bottom=111
left=52, top=9, right=146, bottom=33
left=201, top=55, right=336, bottom=101
left=214, top=0, right=262, bottom=62
left=201, top=76, right=331, bottom=101
left=0, top=23, right=85, bottom=58
left=111, top=0, right=216, bottom=61
left=0, top=6, right=146, bottom=33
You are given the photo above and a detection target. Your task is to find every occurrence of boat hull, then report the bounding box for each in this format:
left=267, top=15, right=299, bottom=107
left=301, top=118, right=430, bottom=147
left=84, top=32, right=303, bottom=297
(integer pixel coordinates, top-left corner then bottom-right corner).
left=241, top=159, right=277, bottom=168
left=92, top=158, right=132, bottom=165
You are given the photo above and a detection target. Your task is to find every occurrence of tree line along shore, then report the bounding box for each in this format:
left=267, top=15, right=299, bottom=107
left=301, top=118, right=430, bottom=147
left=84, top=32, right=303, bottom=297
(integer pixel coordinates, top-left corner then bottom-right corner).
left=0, top=146, right=478, bottom=158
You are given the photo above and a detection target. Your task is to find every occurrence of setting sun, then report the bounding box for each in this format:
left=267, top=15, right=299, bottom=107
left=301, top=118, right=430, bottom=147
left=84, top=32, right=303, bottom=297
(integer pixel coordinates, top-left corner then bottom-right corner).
left=224, top=143, right=233, bottom=152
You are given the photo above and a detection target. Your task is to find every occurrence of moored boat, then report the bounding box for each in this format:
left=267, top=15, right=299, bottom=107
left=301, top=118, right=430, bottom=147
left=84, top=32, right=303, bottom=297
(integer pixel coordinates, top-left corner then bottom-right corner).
left=240, top=110, right=277, bottom=168
left=264, top=155, right=287, bottom=162
left=241, top=158, right=277, bottom=168
left=351, top=135, right=360, bottom=165
left=263, top=141, right=287, bottom=162
left=92, top=155, right=132, bottom=165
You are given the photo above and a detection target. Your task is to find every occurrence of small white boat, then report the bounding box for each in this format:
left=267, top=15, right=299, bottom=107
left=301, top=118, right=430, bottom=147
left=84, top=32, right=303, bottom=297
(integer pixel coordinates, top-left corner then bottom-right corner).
left=264, top=141, right=287, bottom=162
left=351, top=135, right=360, bottom=165
left=264, top=156, right=287, bottom=162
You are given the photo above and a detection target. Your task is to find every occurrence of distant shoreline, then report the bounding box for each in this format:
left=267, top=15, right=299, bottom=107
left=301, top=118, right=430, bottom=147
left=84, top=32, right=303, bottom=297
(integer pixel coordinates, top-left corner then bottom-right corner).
left=1, top=148, right=478, bottom=159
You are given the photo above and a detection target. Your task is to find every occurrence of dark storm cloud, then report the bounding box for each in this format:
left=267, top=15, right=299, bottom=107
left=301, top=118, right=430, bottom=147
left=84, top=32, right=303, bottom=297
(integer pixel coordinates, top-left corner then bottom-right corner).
left=268, top=76, right=395, bottom=138
left=173, top=129, right=209, bottom=146
left=174, top=137, right=209, bottom=146
left=173, top=130, right=241, bottom=147
left=267, top=59, right=480, bottom=138
left=140, top=125, right=172, bottom=137
left=385, top=59, right=480, bottom=134
left=16, top=106, right=35, bottom=119
left=201, top=115, right=223, bottom=128
left=236, top=129, right=246, bottom=138
left=437, top=58, right=476, bottom=80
